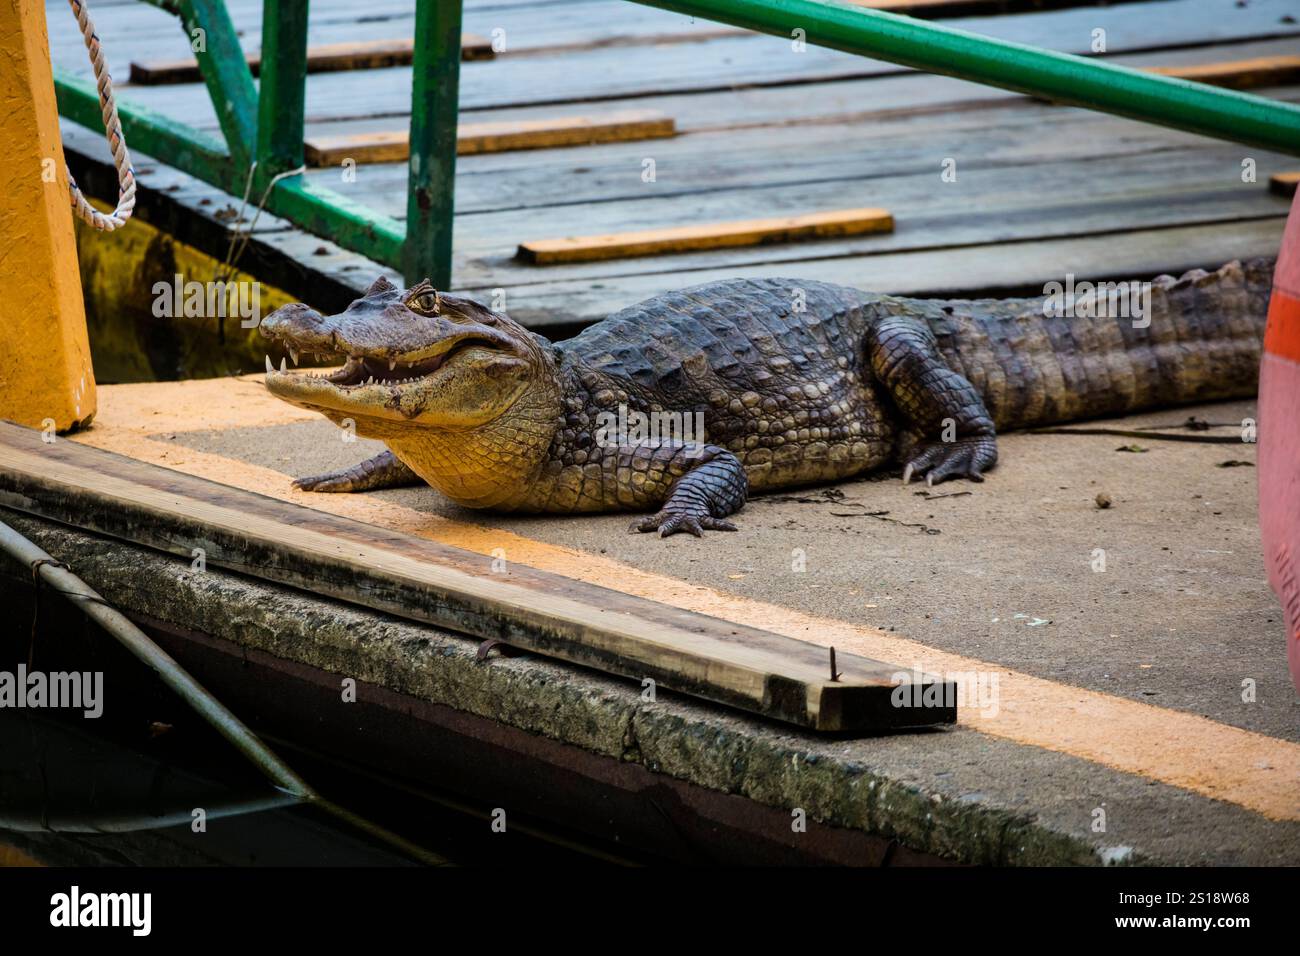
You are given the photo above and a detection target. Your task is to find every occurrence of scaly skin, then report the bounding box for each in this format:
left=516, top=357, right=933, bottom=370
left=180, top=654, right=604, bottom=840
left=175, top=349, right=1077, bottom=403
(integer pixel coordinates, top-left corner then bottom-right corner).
left=260, top=260, right=1272, bottom=537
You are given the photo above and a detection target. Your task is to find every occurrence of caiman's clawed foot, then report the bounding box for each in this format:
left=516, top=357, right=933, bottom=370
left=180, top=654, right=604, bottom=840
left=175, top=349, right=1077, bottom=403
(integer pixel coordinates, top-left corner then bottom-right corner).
left=293, top=472, right=362, bottom=493
left=291, top=450, right=421, bottom=494
left=902, top=435, right=997, bottom=486
left=627, top=445, right=748, bottom=537
left=629, top=508, right=739, bottom=538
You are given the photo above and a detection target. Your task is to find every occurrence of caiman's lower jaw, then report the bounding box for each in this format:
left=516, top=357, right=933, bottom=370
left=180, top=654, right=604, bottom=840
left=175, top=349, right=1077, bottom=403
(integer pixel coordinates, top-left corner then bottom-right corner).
left=262, top=337, right=512, bottom=424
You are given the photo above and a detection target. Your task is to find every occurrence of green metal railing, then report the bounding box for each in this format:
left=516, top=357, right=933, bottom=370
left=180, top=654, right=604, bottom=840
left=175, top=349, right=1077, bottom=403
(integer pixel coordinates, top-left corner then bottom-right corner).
left=53, top=0, right=1300, bottom=289
left=55, top=0, right=458, bottom=284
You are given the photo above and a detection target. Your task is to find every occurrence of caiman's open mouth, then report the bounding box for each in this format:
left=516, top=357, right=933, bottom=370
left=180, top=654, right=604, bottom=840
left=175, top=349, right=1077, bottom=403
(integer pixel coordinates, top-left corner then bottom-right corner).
left=262, top=336, right=494, bottom=391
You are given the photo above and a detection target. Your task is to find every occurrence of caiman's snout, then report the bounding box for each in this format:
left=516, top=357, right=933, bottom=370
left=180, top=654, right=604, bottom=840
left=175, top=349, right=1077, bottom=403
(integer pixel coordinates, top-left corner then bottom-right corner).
left=260, top=301, right=325, bottom=340
left=259, top=301, right=335, bottom=364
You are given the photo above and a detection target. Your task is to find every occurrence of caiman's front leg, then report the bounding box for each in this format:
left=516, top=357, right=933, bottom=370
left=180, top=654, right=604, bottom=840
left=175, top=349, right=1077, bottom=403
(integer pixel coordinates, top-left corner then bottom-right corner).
left=293, top=449, right=423, bottom=493
left=625, top=442, right=748, bottom=538
left=868, top=315, right=997, bottom=485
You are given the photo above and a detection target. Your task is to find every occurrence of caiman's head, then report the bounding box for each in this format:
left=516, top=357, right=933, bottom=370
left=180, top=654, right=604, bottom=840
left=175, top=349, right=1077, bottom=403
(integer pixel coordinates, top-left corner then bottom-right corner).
left=260, top=276, right=561, bottom=507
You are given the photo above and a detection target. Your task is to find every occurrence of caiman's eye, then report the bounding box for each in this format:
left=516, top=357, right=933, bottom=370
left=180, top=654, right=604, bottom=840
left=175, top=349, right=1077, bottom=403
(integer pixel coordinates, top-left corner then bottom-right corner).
left=407, top=290, right=440, bottom=315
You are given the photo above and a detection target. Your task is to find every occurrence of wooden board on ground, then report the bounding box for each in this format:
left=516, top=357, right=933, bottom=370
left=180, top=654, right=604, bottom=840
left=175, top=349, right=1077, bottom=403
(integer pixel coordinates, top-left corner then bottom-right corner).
left=1271, top=171, right=1300, bottom=197
left=1146, top=55, right=1300, bottom=89
left=129, top=34, right=495, bottom=85
left=0, top=421, right=953, bottom=732
left=518, top=209, right=896, bottom=264
left=304, top=111, right=677, bottom=166
left=844, top=0, right=1134, bottom=12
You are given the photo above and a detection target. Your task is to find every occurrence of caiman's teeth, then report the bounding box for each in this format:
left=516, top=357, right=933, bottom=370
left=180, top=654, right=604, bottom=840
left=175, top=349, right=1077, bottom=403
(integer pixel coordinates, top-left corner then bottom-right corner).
left=388, top=358, right=397, bottom=371
left=265, top=354, right=274, bottom=374
left=280, top=357, right=287, bottom=373
left=290, top=348, right=299, bottom=366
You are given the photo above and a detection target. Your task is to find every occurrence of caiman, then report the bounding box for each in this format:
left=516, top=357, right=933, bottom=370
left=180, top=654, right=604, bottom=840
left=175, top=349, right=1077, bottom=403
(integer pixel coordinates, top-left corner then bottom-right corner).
left=260, top=259, right=1272, bottom=537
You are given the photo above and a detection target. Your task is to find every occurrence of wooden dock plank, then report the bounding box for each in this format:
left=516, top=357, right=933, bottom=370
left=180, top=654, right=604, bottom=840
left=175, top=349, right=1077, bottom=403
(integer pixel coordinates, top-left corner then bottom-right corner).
left=0, top=422, right=954, bottom=732
left=52, top=0, right=1154, bottom=82
left=1145, top=55, right=1300, bottom=90
left=844, top=0, right=1138, bottom=10
left=1271, top=171, right=1300, bottom=197
left=49, top=0, right=1300, bottom=334
left=311, top=79, right=1298, bottom=223
left=285, top=37, right=1300, bottom=168
left=465, top=218, right=1288, bottom=326
left=98, top=0, right=1300, bottom=132
left=517, top=208, right=895, bottom=263
left=454, top=144, right=1290, bottom=286
left=304, top=111, right=677, bottom=165
left=66, top=44, right=1294, bottom=315
left=129, top=35, right=495, bottom=85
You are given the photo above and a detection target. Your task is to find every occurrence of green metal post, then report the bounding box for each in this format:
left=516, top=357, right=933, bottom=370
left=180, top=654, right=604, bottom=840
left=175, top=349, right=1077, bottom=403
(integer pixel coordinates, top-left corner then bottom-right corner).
left=177, top=0, right=259, bottom=169
left=630, top=0, right=1300, bottom=155
left=256, top=0, right=310, bottom=184
left=403, top=0, right=463, bottom=288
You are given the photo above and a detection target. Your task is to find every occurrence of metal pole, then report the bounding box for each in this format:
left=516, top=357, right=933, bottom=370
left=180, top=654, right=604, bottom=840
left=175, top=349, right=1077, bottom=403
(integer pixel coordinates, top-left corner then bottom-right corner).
left=630, top=0, right=1300, bottom=155
left=256, top=0, right=310, bottom=184
left=0, top=517, right=447, bottom=865
left=0, top=795, right=303, bottom=834
left=0, top=518, right=312, bottom=795
left=404, top=0, right=463, bottom=287
left=177, top=0, right=259, bottom=168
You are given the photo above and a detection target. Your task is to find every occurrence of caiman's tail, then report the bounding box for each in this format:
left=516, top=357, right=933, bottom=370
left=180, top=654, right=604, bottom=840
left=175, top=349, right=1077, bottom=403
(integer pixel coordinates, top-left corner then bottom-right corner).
left=925, top=258, right=1274, bottom=431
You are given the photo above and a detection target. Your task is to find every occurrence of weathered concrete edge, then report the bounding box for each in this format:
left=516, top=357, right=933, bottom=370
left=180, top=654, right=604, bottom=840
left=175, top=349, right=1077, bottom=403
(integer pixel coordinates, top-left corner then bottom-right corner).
left=0, top=511, right=1124, bottom=866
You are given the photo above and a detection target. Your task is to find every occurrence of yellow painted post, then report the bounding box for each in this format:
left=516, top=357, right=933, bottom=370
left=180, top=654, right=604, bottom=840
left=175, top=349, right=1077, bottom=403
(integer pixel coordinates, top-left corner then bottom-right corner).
left=0, top=0, right=97, bottom=431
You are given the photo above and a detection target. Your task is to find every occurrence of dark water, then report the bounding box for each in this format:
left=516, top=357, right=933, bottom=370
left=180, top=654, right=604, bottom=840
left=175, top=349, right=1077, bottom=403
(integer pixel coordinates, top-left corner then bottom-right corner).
left=0, top=569, right=638, bottom=867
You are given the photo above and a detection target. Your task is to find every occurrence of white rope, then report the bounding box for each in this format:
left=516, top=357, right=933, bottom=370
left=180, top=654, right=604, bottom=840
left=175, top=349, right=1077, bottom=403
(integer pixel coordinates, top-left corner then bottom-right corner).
left=65, top=0, right=136, bottom=231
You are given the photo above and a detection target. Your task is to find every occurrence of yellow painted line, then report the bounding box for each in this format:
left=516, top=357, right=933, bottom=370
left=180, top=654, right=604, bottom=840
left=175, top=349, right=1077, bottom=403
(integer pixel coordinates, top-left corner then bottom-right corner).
left=517, top=208, right=895, bottom=265
left=75, top=377, right=1300, bottom=822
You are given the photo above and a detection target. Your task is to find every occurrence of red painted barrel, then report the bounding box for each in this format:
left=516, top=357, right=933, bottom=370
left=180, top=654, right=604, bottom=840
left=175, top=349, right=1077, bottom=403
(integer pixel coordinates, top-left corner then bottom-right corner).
left=1259, top=189, right=1300, bottom=693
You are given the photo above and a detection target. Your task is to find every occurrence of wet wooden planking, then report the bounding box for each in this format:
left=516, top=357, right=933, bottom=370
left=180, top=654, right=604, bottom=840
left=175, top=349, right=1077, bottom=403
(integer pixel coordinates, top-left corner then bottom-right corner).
left=129, top=35, right=496, bottom=86
left=85, top=0, right=1300, bottom=131
left=453, top=219, right=1288, bottom=325
left=49, top=0, right=1187, bottom=80
left=0, top=422, right=954, bottom=732
left=444, top=145, right=1293, bottom=286
left=48, top=0, right=1300, bottom=329
left=304, top=82, right=1300, bottom=221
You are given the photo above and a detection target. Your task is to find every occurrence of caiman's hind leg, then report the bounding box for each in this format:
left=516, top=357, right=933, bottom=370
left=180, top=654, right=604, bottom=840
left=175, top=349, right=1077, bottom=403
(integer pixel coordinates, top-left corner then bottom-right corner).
left=867, top=315, right=997, bottom=485
left=626, top=443, right=749, bottom=538
left=293, top=449, right=423, bottom=493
